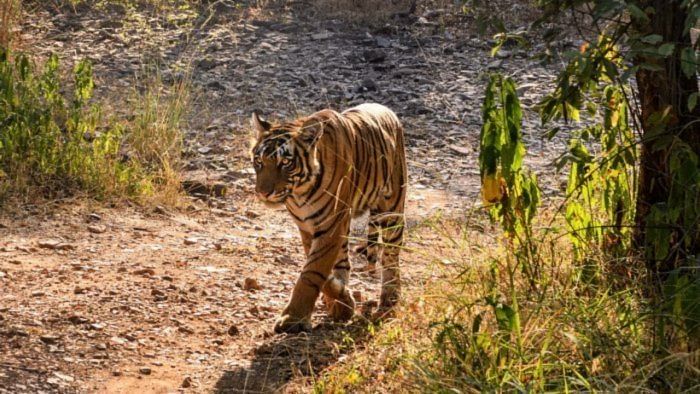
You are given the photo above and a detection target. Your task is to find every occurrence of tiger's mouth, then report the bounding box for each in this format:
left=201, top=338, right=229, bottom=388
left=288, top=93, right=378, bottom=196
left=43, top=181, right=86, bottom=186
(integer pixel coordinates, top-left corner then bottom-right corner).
left=258, top=190, right=290, bottom=206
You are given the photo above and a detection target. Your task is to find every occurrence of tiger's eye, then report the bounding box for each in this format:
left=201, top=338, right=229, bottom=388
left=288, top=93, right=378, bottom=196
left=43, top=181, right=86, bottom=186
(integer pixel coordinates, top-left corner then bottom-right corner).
left=282, top=158, right=290, bottom=165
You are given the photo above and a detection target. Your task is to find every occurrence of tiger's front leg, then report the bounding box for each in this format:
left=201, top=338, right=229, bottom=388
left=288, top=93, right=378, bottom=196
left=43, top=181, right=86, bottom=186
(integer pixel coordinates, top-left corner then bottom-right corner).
left=274, top=218, right=352, bottom=333
left=321, top=238, right=355, bottom=322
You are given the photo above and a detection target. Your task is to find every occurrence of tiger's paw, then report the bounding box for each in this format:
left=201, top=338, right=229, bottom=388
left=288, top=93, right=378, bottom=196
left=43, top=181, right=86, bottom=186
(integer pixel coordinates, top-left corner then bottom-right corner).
left=273, top=315, right=312, bottom=334
left=326, top=293, right=355, bottom=322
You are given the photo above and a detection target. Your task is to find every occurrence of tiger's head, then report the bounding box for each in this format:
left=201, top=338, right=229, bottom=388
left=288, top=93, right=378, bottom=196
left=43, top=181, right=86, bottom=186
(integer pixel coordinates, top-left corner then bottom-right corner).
left=250, top=112, right=323, bottom=206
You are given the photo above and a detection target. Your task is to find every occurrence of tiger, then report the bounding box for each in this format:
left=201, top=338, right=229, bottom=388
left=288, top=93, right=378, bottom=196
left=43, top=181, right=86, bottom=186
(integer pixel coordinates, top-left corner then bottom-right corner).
left=250, top=103, right=407, bottom=334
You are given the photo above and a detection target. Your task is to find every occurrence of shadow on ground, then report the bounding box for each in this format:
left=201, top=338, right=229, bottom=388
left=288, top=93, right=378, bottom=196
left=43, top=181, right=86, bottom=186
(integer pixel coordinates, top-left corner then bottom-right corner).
left=214, top=319, right=373, bottom=393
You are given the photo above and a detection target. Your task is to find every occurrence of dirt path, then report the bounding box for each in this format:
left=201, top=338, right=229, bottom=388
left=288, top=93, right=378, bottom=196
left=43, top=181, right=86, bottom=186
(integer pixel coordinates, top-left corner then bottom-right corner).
left=1, top=2, right=566, bottom=392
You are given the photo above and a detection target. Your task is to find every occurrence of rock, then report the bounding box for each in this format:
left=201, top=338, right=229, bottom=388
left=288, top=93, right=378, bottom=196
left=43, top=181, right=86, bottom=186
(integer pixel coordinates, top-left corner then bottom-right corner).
left=139, top=367, right=152, bottom=375
left=68, top=315, right=89, bottom=324
left=133, top=268, right=156, bottom=276
left=184, top=237, right=198, bottom=245
left=87, top=213, right=102, bottom=221
left=243, top=278, right=261, bottom=291
left=227, top=325, right=240, bottom=336
left=52, top=372, right=74, bottom=383
left=487, top=59, right=503, bottom=69
left=40, top=335, right=60, bottom=344
left=181, top=376, right=192, bottom=388
left=361, top=49, right=386, bottom=63
left=449, top=144, right=472, bottom=155
left=112, top=370, right=122, bottom=377
left=38, top=240, right=75, bottom=250
left=274, top=255, right=295, bottom=265
left=376, top=36, right=391, bottom=48
left=311, top=32, right=332, bottom=40
left=359, top=78, right=377, bottom=92
left=87, top=224, right=106, bottom=234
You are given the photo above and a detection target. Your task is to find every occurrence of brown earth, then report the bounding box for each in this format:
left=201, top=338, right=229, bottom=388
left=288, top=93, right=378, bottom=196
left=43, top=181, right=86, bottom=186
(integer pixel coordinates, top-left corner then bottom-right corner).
left=1, top=1, right=571, bottom=392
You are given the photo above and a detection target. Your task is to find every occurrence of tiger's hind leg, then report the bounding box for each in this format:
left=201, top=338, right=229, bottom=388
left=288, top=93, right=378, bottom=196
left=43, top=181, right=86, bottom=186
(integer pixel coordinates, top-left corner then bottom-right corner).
left=374, top=211, right=404, bottom=318
left=357, top=217, right=381, bottom=276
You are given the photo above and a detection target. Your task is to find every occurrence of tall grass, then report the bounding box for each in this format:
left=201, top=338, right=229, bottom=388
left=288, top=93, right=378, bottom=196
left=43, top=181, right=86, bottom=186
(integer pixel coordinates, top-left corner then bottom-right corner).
left=308, top=215, right=700, bottom=393
left=123, top=69, right=191, bottom=206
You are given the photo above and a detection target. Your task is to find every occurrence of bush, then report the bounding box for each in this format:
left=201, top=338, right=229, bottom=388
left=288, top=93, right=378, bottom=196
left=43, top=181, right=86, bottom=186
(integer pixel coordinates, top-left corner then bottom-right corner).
left=0, top=49, right=186, bottom=203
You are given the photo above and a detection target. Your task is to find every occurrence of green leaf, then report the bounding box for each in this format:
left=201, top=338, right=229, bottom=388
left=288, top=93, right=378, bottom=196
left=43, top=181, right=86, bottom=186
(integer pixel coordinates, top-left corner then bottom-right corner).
left=688, top=92, right=698, bottom=112
left=627, top=4, right=649, bottom=23
left=681, top=47, right=697, bottom=78
left=641, top=34, right=663, bottom=44
left=658, top=43, right=675, bottom=57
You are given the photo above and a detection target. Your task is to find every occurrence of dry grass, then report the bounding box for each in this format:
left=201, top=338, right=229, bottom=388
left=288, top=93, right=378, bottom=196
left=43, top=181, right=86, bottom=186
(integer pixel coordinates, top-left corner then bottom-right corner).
left=121, top=68, right=193, bottom=207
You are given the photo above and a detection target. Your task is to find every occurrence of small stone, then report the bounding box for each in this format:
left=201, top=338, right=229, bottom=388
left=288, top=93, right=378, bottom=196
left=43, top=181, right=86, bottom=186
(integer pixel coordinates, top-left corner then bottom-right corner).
left=133, top=268, right=156, bottom=276
left=184, top=237, right=198, bottom=245
left=139, top=367, right=152, bottom=375
left=88, top=213, right=102, bottom=221
left=487, top=59, right=503, bottom=69
left=38, top=240, right=75, bottom=250
left=52, top=372, right=74, bottom=383
left=311, top=31, right=332, bottom=40
left=112, top=370, right=122, bottom=377
left=87, top=225, right=106, bottom=234
left=227, top=325, right=240, bottom=336
left=68, top=315, right=89, bottom=324
left=243, top=278, right=261, bottom=291
left=40, top=335, right=60, bottom=344
left=362, top=49, right=386, bottom=63
left=181, top=376, right=192, bottom=388
left=449, top=144, right=472, bottom=155
left=376, top=36, right=391, bottom=48
left=274, top=255, right=295, bottom=265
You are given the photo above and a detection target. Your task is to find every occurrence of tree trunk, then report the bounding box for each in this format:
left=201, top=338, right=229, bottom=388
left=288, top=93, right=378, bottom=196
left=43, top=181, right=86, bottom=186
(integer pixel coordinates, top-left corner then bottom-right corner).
left=633, top=0, right=700, bottom=278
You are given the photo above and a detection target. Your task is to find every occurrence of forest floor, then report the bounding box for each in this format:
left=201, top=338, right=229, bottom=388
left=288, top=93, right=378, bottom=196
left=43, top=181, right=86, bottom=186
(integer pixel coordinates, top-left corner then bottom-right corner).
left=1, top=1, right=571, bottom=392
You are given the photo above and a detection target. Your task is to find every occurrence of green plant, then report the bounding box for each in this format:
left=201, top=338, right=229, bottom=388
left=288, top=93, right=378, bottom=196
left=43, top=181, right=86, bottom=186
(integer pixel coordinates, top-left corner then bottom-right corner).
left=0, top=50, right=136, bottom=199
left=479, top=74, right=541, bottom=285
left=0, top=49, right=188, bottom=204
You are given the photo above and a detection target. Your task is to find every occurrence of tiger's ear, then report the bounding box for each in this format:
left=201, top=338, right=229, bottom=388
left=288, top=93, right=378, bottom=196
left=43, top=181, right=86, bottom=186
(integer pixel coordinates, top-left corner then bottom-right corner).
left=299, top=118, right=324, bottom=146
left=251, top=112, right=271, bottom=140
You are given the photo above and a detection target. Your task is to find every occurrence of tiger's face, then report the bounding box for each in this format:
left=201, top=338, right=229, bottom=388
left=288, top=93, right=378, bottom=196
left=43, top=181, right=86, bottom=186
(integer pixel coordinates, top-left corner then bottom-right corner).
left=250, top=113, right=321, bottom=206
